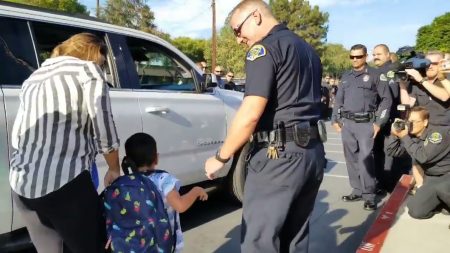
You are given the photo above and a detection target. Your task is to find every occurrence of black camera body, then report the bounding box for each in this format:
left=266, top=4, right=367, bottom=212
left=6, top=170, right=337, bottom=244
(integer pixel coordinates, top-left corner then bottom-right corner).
left=393, top=46, right=431, bottom=82
left=392, top=104, right=411, bottom=131
left=392, top=119, right=406, bottom=131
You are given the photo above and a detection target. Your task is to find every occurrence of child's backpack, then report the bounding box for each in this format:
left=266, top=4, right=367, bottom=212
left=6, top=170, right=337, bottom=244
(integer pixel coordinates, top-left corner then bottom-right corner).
left=103, top=172, right=175, bottom=253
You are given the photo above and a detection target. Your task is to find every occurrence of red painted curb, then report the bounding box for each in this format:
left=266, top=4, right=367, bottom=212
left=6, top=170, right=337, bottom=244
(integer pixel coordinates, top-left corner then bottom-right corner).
left=356, top=174, right=414, bottom=253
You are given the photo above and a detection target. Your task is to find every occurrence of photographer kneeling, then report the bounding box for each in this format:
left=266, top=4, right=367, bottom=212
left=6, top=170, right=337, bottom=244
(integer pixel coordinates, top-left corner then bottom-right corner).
left=386, top=106, right=450, bottom=219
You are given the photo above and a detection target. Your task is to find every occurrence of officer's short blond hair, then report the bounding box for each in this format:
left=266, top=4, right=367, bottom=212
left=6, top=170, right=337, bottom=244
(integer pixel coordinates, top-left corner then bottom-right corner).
left=426, top=50, right=444, bottom=59
left=227, top=0, right=274, bottom=24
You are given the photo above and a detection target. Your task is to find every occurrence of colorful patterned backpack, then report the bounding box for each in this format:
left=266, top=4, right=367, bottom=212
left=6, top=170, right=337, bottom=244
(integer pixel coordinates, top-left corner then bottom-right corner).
left=103, top=173, right=175, bottom=253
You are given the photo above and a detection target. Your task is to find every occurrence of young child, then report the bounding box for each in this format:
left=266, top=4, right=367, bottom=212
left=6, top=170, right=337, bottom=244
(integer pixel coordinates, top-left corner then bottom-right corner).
left=122, top=132, right=208, bottom=252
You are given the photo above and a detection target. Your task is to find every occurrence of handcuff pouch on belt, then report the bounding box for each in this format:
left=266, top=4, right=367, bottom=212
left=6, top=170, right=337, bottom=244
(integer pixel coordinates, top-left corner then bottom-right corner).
left=293, top=121, right=311, bottom=148
left=353, top=112, right=372, bottom=123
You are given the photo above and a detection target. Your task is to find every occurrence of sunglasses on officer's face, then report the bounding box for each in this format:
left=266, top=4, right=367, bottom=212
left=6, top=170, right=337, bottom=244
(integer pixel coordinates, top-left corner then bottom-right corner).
left=233, top=10, right=257, bottom=37
left=349, top=55, right=365, bottom=60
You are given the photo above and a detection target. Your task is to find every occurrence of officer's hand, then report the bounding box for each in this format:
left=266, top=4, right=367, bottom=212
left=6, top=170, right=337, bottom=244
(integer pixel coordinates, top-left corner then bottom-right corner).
left=372, top=124, right=380, bottom=139
left=405, top=69, right=423, bottom=83
left=332, top=122, right=342, bottom=133
left=204, top=156, right=225, bottom=180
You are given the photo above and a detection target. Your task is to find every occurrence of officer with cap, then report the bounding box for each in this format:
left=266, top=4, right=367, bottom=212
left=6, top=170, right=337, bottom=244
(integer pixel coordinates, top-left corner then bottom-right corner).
left=332, top=44, right=392, bottom=211
left=204, top=0, right=325, bottom=252
left=372, top=44, right=411, bottom=192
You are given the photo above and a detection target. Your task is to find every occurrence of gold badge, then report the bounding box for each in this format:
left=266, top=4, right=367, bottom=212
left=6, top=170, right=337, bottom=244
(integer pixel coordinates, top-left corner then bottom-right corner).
left=246, top=45, right=266, bottom=61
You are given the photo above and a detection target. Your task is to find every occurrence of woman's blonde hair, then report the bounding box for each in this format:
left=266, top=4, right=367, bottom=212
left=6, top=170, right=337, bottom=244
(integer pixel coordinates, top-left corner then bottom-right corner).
left=51, top=33, right=107, bottom=65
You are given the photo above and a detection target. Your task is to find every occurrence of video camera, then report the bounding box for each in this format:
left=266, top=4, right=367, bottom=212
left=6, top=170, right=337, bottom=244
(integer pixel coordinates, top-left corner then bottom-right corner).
left=392, top=104, right=411, bottom=131
left=393, top=46, right=431, bottom=82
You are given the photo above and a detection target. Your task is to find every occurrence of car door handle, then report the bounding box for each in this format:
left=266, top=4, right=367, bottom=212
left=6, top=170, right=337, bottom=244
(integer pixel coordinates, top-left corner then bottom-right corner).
left=145, top=106, right=170, bottom=114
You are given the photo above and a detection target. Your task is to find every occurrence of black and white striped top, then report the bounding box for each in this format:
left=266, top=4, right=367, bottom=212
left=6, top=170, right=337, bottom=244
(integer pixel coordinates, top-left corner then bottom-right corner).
left=9, top=56, right=119, bottom=198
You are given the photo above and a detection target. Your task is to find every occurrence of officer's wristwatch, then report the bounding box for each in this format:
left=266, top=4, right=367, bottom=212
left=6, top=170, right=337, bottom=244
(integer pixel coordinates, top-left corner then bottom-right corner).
left=419, top=78, right=427, bottom=85
left=215, top=150, right=230, bottom=163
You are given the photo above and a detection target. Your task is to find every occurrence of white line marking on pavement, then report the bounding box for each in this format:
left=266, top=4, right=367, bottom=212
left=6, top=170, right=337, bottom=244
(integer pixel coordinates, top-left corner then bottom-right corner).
left=325, top=143, right=342, bottom=146
left=324, top=174, right=349, bottom=179
left=325, top=150, right=344, bottom=154
left=327, top=137, right=342, bottom=140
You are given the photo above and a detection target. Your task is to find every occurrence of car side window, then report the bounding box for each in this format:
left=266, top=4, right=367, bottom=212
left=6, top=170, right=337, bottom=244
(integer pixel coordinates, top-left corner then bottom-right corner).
left=0, top=17, right=38, bottom=86
left=30, top=21, right=116, bottom=87
left=125, top=36, right=195, bottom=91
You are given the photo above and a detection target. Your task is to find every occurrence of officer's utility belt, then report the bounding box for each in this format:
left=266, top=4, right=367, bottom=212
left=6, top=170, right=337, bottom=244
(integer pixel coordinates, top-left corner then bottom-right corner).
left=252, top=121, right=326, bottom=147
left=342, top=112, right=374, bottom=123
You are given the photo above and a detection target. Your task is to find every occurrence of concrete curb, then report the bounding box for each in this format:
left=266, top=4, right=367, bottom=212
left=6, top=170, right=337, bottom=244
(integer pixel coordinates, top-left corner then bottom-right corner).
left=356, top=174, right=414, bottom=253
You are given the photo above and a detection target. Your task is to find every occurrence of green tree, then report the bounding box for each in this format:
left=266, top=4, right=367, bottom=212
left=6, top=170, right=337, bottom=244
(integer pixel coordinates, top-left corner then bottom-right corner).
left=101, top=0, right=170, bottom=39
left=416, top=12, right=450, bottom=53
left=6, top=0, right=88, bottom=14
left=270, top=0, right=329, bottom=55
left=204, top=27, right=247, bottom=77
left=172, top=37, right=207, bottom=63
left=321, top=43, right=351, bottom=77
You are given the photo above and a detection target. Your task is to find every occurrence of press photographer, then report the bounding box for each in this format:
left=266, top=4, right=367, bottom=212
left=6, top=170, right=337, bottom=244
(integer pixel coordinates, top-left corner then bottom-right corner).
left=386, top=106, right=450, bottom=219
left=399, top=50, right=450, bottom=126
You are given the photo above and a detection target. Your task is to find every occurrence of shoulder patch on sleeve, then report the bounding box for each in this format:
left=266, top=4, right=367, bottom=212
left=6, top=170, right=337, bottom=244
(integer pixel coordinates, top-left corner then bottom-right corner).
left=246, top=44, right=266, bottom=61
left=387, top=70, right=395, bottom=79
left=428, top=132, right=442, bottom=144
left=379, top=74, right=387, bottom=81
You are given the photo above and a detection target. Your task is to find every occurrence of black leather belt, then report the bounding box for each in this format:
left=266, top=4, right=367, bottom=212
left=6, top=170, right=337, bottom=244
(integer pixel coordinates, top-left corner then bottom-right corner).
left=252, top=125, right=319, bottom=144
left=342, top=112, right=374, bottom=122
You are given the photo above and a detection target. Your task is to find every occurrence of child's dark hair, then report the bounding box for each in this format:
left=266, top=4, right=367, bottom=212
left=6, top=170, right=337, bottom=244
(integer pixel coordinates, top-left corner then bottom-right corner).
left=122, top=133, right=157, bottom=174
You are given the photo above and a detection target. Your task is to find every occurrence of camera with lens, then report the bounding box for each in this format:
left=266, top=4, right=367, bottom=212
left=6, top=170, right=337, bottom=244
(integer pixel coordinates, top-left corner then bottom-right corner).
left=393, top=119, right=406, bottom=131
left=392, top=104, right=411, bottom=131
left=393, top=46, right=431, bottom=82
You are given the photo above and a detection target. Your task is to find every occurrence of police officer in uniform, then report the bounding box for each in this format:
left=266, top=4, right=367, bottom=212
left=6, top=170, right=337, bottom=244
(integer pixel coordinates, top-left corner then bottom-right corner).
left=332, top=44, right=392, bottom=210
left=386, top=106, right=450, bottom=219
left=372, top=44, right=411, bottom=192
left=204, top=1, right=325, bottom=252
left=399, top=50, right=450, bottom=190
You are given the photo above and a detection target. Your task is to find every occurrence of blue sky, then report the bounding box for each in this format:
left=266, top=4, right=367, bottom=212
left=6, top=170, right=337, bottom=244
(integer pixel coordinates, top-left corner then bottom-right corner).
left=80, top=0, right=449, bottom=54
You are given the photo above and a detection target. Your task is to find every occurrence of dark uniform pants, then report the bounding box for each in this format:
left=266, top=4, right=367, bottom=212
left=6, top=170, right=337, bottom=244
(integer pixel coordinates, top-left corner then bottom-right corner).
left=341, top=119, right=376, bottom=201
left=408, top=173, right=450, bottom=219
left=241, top=140, right=325, bottom=253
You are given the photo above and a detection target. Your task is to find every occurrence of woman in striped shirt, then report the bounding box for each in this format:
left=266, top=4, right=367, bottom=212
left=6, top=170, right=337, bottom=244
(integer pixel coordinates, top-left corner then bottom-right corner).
left=9, top=33, right=120, bottom=253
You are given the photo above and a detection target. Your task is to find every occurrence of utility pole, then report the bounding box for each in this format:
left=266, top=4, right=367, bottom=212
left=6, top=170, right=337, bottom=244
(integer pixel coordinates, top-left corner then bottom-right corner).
left=211, top=0, right=217, bottom=71
left=96, top=0, right=100, bottom=18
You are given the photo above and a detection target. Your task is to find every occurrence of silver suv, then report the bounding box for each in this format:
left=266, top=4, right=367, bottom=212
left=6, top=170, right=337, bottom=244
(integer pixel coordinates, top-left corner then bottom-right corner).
left=0, top=2, right=246, bottom=250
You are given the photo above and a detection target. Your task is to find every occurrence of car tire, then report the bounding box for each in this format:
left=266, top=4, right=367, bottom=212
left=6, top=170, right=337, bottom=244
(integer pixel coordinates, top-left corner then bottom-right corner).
left=227, top=142, right=250, bottom=203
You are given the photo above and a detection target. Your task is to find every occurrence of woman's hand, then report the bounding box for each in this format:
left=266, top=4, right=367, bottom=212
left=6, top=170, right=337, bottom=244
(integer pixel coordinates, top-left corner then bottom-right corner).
left=104, top=169, right=120, bottom=186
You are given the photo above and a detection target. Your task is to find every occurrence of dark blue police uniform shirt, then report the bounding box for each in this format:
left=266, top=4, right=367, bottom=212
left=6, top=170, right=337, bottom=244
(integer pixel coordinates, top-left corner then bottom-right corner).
left=410, top=82, right=450, bottom=126
left=378, top=61, right=401, bottom=119
left=332, top=65, right=392, bottom=127
left=244, top=24, right=322, bottom=132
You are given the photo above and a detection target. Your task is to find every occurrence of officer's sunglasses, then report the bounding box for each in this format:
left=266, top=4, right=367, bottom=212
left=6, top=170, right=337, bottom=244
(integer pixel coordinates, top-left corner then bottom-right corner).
left=233, top=9, right=257, bottom=37
left=349, top=55, right=365, bottom=60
